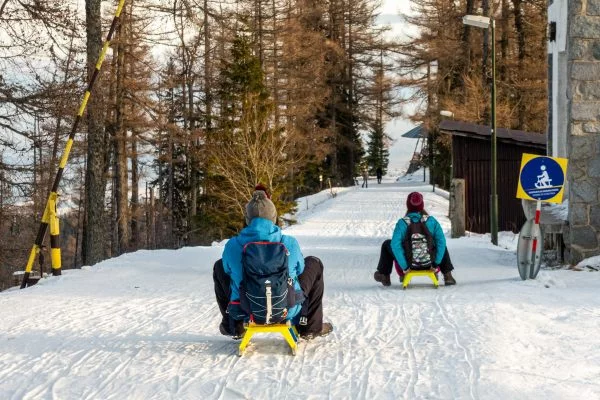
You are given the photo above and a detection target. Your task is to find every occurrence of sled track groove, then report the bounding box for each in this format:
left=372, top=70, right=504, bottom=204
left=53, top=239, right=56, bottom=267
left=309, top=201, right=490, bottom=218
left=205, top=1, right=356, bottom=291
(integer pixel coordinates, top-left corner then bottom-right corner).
left=82, top=346, right=143, bottom=400
left=435, top=294, right=479, bottom=400
left=401, top=301, right=420, bottom=400
left=215, top=350, right=244, bottom=400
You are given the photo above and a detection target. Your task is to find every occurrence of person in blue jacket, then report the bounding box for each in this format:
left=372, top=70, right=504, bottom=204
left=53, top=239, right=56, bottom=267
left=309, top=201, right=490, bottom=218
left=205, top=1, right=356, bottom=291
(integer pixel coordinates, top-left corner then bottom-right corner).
left=373, top=191, right=457, bottom=286
left=213, top=187, right=333, bottom=339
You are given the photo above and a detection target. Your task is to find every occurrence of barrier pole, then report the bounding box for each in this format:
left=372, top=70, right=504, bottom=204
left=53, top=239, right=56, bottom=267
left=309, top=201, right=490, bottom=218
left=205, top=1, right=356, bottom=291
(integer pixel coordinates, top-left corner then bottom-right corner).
left=524, top=199, right=542, bottom=279
left=21, top=0, right=127, bottom=288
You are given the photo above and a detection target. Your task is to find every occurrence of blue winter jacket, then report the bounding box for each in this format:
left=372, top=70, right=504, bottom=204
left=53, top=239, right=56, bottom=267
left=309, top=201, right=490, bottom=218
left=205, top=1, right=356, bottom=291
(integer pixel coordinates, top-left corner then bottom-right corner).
left=222, top=217, right=304, bottom=320
left=390, top=212, right=446, bottom=271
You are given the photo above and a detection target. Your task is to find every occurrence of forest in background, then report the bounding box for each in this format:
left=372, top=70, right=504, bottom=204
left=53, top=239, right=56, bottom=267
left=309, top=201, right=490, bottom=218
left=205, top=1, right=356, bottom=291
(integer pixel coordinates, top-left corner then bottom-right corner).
left=0, top=0, right=547, bottom=290
left=402, top=0, right=548, bottom=189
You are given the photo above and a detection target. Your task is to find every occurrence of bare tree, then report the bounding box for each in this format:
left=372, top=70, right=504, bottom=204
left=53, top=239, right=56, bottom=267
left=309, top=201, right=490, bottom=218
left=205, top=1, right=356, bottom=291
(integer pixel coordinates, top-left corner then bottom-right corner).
left=83, top=0, right=109, bottom=266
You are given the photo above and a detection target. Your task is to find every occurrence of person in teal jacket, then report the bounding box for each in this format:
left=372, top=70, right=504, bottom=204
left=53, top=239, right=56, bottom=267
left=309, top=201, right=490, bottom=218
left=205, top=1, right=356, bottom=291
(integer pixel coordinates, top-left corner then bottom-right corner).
left=374, top=191, right=457, bottom=286
left=213, top=187, right=333, bottom=339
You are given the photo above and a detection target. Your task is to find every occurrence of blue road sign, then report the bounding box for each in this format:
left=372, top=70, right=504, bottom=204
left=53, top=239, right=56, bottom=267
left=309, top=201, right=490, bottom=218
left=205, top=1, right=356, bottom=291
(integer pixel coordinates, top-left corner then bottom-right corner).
left=519, top=156, right=564, bottom=201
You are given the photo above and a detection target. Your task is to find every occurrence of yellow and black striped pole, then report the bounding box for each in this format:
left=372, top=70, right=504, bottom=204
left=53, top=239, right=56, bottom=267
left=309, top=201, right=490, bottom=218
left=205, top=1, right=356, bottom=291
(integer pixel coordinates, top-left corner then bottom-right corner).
left=21, top=0, right=126, bottom=289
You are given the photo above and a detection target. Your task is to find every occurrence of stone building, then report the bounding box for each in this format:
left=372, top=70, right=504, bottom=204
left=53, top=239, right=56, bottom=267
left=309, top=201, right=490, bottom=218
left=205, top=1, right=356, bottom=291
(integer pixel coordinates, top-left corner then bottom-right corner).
left=550, top=0, right=600, bottom=263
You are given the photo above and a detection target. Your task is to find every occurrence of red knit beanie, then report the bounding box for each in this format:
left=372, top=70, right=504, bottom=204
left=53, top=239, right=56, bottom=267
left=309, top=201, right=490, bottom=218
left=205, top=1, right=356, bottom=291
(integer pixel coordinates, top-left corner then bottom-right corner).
left=254, top=183, right=271, bottom=199
left=406, top=192, right=424, bottom=213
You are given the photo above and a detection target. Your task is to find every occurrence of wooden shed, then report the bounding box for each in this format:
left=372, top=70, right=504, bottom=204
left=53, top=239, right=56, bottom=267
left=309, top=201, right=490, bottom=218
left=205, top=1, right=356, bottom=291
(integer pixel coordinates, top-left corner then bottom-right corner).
left=440, top=120, right=546, bottom=234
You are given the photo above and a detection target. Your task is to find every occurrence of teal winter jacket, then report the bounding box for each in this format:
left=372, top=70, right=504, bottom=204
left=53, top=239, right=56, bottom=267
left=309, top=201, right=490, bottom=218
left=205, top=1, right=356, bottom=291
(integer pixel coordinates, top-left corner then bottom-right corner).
left=222, top=217, right=304, bottom=320
left=390, top=212, right=446, bottom=271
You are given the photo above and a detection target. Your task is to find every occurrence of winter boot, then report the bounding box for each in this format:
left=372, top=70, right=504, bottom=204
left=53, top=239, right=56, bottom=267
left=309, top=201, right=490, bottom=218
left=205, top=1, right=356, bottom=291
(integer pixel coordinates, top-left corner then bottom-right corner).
left=219, top=319, right=246, bottom=339
left=374, top=271, right=391, bottom=286
left=443, top=272, right=457, bottom=286
left=300, top=322, right=333, bottom=340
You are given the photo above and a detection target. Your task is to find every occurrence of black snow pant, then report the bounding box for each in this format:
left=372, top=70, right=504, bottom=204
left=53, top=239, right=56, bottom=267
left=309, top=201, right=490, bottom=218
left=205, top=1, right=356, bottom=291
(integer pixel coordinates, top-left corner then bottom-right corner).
left=376, top=239, right=454, bottom=275
left=213, top=256, right=325, bottom=335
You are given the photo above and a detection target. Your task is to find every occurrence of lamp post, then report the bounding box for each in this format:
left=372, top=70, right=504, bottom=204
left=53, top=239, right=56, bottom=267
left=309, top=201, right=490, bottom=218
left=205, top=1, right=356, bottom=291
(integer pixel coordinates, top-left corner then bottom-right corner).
left=440, top=110, right=455, bottom=219
left=463, top=14, right=498, bottom=246
left=440, top=110, right=455, bottom=188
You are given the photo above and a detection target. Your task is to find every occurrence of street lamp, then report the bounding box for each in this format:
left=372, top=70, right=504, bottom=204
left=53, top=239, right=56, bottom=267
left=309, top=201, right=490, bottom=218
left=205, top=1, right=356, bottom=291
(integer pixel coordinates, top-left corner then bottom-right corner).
left=440, top=110, right=455, bottom=191
left=463, top=14, right=498, bottom=246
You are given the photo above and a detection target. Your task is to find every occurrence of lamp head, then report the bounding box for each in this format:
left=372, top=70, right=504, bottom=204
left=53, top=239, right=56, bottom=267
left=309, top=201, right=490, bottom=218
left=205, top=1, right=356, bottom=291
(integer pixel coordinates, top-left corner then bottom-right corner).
left=462, top=15, right=491, bottom=29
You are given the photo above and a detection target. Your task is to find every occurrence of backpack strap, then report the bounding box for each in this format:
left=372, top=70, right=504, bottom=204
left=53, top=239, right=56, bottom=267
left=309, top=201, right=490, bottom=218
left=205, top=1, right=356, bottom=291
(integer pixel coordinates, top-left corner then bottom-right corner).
left=401, top=217, right=413, bottom=266
left=419, top=215, right=436, bottom=263
left=242, top=241, right=289, bottom=255
left=403, top=215, right=428, bottom=225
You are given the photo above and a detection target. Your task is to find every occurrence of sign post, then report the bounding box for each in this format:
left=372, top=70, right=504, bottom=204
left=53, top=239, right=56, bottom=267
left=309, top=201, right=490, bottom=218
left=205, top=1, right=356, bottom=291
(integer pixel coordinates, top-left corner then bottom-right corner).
left=516, top=154, right=568, bottom=280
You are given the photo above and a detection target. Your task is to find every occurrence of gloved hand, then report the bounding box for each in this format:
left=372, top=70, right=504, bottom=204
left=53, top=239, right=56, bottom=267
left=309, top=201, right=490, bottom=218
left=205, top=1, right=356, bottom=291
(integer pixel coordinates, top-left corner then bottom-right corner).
left=227, top=301, right=247, bottom=321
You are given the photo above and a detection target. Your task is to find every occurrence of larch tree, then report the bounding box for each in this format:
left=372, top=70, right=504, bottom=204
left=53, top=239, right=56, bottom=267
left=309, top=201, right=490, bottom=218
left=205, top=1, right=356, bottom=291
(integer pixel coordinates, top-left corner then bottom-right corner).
left=398, top=0, right=547, bottom=189
left=83, top=0, right=110, bottom=265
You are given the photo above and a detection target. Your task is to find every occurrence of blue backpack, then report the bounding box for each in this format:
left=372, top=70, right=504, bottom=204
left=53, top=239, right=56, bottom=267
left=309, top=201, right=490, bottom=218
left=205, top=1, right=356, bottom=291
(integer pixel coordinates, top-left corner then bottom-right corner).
left=240, top=241, right=296, bottom=324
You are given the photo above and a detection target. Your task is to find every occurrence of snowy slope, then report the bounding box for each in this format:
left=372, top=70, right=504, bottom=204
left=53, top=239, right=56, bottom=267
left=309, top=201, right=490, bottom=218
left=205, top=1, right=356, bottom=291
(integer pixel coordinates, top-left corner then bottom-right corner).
left=1, top=178, right=600, bottom=399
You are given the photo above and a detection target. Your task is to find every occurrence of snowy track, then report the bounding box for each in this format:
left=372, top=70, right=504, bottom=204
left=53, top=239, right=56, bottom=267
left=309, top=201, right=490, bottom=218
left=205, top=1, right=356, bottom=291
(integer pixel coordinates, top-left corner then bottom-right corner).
left=1, top=179, right=600, bottom=399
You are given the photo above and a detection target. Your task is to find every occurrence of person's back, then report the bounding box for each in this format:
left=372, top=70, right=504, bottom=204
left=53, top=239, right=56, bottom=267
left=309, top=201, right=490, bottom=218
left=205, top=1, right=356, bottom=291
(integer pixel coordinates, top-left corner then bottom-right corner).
left=213, top=189, right=333, bottom=339
left=222, top=215, right=304, bottom=322
left=392, top=211, right=442, bottom=271
left=373, top=192, right=457, bottom=286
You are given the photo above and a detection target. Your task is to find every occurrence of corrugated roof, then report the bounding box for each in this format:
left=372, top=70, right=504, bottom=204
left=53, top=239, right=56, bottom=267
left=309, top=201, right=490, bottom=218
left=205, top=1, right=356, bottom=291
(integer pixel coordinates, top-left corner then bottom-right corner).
left=439, top=120, right=546, bottom=147
left=401, top=125, right=427, bottom=138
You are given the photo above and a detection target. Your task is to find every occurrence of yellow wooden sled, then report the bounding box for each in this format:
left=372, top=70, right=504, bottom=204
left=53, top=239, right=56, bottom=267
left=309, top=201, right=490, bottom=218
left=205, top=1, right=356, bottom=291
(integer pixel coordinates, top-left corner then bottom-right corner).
left=402, top=269, right=439, bottom=289
left=238, top=320, right=299, bottom=356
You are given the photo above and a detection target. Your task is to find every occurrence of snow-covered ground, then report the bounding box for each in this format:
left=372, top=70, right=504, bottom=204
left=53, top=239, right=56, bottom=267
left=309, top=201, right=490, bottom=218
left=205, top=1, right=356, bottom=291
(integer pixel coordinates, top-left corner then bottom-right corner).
left=2, top=171, right=600, bottom=399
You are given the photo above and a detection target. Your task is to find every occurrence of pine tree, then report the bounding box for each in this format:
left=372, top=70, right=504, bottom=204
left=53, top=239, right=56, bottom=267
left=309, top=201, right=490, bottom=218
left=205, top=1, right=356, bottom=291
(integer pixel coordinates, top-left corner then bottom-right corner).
left=366, top=124, right=389, bottom=175
left=365, top=48, right=393, bottom=175
left=203, top=35, right=298, bottom=238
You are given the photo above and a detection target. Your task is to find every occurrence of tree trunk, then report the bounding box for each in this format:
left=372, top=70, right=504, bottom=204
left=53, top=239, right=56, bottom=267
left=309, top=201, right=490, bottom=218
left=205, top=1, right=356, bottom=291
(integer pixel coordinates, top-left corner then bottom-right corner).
left=74, top=168, right=84, bottom=268
left=204, top=0, right=213, bottom=132
left=272, top=0, right=280, bottom=125
left=345, top=2, right=355, bottom=185
left=257, top=0, right=264, bottom=66
left=149, top=185, right=155, bottom=249
left=108, top=16, right=130, bottom=256
left=482, top=0, right=489, bottom=87
left=131, top=129, right=139, bottom=249
left=513, top=0, right=526, bottom=128
left=461, top=0, right=475, bottom=73
left=83, top=0, right=108, bottom=266
left=109, top=44, right=118, bottom=257
left=500, top=0, right=509, bottom=81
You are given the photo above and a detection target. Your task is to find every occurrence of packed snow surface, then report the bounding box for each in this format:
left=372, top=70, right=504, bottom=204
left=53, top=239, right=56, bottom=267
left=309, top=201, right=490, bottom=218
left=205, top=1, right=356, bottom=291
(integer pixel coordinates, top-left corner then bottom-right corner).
left=2, top=178, right=600, bottom=399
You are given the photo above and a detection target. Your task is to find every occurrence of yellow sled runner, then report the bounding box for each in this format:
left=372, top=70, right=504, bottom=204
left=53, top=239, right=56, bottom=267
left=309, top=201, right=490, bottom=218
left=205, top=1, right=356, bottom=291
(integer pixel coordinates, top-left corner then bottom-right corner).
left=402, top=268, right=439, bottom=289
left=238, top=320, right=299, bottom=356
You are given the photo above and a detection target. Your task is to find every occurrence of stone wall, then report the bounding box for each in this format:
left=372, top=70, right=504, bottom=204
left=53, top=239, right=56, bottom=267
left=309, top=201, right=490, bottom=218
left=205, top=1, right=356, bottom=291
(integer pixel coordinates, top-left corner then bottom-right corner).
left=566, top=0, right=600, bottom=263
